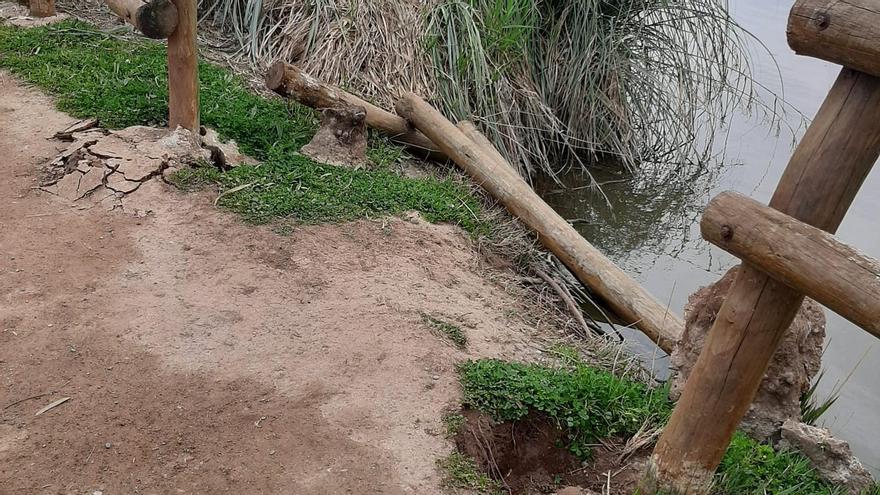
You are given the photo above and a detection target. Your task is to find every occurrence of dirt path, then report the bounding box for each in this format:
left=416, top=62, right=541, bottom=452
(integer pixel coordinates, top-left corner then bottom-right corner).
left=0, top=72, right=544, bottom=494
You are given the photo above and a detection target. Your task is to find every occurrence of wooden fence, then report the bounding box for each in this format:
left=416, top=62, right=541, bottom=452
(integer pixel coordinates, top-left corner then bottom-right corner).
left=26, top=0, right=200, bottom=132
left=639, top=0, right=880, bottom=492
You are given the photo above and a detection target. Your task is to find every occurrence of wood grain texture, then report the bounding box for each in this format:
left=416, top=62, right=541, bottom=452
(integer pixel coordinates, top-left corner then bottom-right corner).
left=104, top=0, right=178, bottom=39
left=166, top=0, right=198, bottom=131
left=641, top=68, right=880, bottom=494
left=265, top=62, right=441, bottom=159
left=396, top=93, right=684, bottom=352
left=703, top=191, right=880, bottom=338
left=29, top=0, right=55, bottom=17
left=788, top=0, right=880, bottom=77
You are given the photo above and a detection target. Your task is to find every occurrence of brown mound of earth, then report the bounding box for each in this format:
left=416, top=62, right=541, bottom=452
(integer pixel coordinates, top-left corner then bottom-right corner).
left=454, top=410, right=647, bottom=494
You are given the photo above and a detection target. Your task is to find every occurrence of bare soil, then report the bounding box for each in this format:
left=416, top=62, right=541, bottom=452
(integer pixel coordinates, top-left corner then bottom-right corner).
left=455, top=410, right=647, bottom=495
left=0, top=72, right=547, bottom=494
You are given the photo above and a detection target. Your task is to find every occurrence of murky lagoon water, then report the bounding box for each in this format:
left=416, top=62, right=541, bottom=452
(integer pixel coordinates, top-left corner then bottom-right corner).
left=539, top=0, right=880, bottom=476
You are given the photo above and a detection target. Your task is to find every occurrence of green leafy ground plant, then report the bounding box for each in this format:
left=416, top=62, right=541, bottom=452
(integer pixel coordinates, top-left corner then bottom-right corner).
left=0, top=21, right=483, bottom=231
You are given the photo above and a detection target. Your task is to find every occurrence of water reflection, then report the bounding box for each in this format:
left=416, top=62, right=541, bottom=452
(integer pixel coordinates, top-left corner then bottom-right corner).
left=534, top=0, right=880, bottom=477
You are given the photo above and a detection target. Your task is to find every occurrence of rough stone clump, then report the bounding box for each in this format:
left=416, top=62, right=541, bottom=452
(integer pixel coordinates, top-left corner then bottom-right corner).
left=40, top=124, right=207, bottom=214
left=670, top=266, right=826, bottom=441
left=779, top=419, right=875, bottom=493
left=300, top=104, right=368, bottom=168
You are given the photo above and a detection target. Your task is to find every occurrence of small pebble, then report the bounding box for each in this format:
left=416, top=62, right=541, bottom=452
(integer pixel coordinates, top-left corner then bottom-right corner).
left=104, top=442, right=112, bottom=449
left=431, top=375, right=440, bottom=381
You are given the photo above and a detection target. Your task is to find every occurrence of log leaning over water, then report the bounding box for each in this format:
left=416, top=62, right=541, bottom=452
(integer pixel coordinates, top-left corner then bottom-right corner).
left=641, top=68, right=880, bottom=495
left=396, top=93, right=684, bottom=352
left=788, top=0, right=880, bottom=78
left=265, top=62, right=442, bottom=158
left=702, top=191, right=880, bottom=339
left=103, top=0, right=178, bottom=39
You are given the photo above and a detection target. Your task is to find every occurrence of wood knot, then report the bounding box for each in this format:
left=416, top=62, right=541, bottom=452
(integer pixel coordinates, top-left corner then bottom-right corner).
left=721, top=225, right=734, bottom=242
left=812, top=12, right=830, bottom=30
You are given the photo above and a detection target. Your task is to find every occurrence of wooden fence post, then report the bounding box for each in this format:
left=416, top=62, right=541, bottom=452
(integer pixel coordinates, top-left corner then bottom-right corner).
left=639, top=68, right=880, bottom=494
left=167, top=0, right=198, bottom=131
left=29, top=0, right=55, bottom=17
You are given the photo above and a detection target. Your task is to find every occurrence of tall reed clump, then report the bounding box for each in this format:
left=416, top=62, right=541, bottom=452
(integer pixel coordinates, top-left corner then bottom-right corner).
left=197, top=0, right=771, bottom=183
left=424, top=0, right=768, bottom=181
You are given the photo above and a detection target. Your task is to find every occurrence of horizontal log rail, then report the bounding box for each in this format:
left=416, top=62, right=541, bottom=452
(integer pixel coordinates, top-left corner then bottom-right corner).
left=104, top=0, right=178, bottom=39
left=266, top=62, right=442, bottom=159
left=788, top=0, right=880, bottom=78
left=702, top=191, right=880, bottom=339
left=395, top=93, right=684, bottom=352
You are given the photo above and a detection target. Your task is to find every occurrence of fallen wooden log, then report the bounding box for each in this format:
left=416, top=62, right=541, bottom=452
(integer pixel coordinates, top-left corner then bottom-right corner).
left=788, top=0, right=880, bottom=78
left=265, top=62, right=442, bottom=159
left=702, top=191, right=880, bottom=339
left=396, top=93, right=683, bottom=352
left=104, top=0, right=178, bottom=39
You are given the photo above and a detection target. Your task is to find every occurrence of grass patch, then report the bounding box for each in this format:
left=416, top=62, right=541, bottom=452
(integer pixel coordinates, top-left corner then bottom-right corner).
left=442, top=411, right=466, bottom=438
left=458, top=358, right=671, bottom=459
left=423, top=314, right=469, bottom=350
left=437, top=452, right=502, bottom=494
left=0, top=21, right=484, bottom=231
left=717, top=433, right=850, bottom=495
left=458, top=358, right=866, bottom=494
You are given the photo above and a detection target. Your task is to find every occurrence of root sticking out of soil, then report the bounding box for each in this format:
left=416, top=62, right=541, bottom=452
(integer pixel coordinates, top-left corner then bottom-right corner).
left=453, top=409, right=648, bottom=495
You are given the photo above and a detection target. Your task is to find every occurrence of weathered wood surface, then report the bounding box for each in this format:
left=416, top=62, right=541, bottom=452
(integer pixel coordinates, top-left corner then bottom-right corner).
left=788, top=0, right=880, bottom=78
left=456, top=121, right=508, bottom=169
left=265, top=62, right=441, bottom=158
left=166, top=0, right=198, bottom=130
left=702, top=191, right=880, bottom=339
left=104, top=0, right=178, bottom=39
left=29, top=0, right=55, bottom=17
left=396, top=93, right=684, bottom=352
left=641, top=68, right=880, bottom=494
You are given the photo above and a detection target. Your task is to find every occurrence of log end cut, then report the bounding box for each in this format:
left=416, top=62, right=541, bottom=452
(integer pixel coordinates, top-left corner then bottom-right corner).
left=137, top=0, right=178, bottom=39
left=265, top=61, right=289, bottom=96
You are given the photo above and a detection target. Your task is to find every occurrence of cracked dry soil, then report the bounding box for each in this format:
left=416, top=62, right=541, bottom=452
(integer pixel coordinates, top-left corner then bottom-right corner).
left=0, top=72, right=542, bottom=494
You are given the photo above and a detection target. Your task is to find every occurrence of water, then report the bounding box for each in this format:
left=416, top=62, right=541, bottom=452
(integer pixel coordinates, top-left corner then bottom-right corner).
left=538, top=0, right=880, bottom=476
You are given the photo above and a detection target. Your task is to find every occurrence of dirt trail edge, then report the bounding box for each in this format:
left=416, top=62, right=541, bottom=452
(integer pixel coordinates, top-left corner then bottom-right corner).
left=0, top=72, right=541, bottom=494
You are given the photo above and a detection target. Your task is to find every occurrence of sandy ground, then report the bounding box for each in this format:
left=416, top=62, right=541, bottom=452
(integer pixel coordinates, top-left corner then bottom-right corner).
left=0, top=72, right=546, bottom=494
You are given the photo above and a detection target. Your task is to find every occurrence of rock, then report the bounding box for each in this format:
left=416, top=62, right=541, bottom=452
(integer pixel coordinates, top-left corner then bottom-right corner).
left=670, top=266, right=826, bottom=441
left=115, top=156, right=164, bottom=182
left=200, top=126, right=257, bottom=169
left=48, top=172, right=83, bottom=201
left=76, top=167, right=105, bottom=198
left=105, top=172, right=141, bottom=194
left=779, top=419, right=874, bottom=493
left=300, top=104, right=368, bottom=168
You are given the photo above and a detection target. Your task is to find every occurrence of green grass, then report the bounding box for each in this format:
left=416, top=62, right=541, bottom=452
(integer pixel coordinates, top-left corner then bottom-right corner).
left=442, top=411, right=466, bottom=438
left=715, top=433, right=849, bottom=495
left=437, top=452, right=502, bottom=494
left=0, top=21, right=484, bottom=231
left=458, top=358, right=672, bottom=459
left=423, top=314, right=469, bottom=350
left=458, top=358, right=865, bottom=494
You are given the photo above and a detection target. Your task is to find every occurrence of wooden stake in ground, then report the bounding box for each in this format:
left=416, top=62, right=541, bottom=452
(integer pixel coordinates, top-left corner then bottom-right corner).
left=265, top=62, right=441, bottom=159
left=167, top=0, right=198, bottom=131
left=396, top=93, right=684, bottom=352
left=103, top=0, right=178, bottom=39
left=29, top=0, right=55, bottom=17
left=639, top=68, right=880, bottom=494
